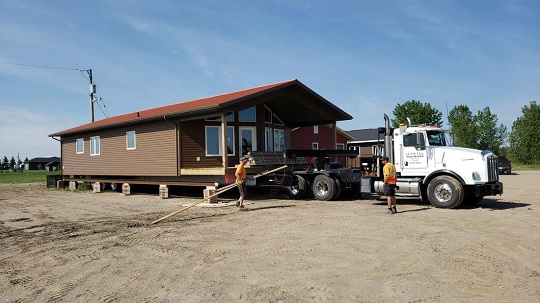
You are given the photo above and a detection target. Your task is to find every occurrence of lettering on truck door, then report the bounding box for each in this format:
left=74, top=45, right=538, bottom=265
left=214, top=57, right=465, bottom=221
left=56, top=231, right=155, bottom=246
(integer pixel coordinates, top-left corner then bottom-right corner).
left=401, top=132, right=428, bottom=169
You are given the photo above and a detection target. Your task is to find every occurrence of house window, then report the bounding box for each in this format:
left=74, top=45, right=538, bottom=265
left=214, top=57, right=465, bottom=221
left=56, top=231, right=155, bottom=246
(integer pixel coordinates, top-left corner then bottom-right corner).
left=312, top=142, right=319, bottom=150
left=372, top=145, right=383, bottom=156
left=273, top=129, right=284, bottom=152
left=205, top=126, right=235, bottom=156
left=314, top=125, right=319, bottom=134
left=337, top=143, right=345, bottom=150
left=264, top=106, right=272, bottom=124
left=265, top=127, right=274, bottom=151
left=90, top=136, right=100, bottom=156
left=239, top=126, right=257, bottom=156
left=126, top=131, right=136, bottom=150
left=239, top=107, right=256, bottom=122
left=76, top=138, right=84, bottom=154
left=273, top=114, right=284, bottom=126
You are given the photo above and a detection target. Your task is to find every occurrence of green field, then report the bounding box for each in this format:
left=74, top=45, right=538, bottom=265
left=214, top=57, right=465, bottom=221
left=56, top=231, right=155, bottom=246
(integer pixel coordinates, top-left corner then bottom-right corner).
left=0, top=170, right=60, bottom=184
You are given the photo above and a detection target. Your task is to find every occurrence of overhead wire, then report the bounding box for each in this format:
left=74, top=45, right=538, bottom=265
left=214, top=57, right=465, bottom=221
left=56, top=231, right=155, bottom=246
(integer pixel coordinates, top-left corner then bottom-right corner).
left=2, top=61, right=110, bottom=120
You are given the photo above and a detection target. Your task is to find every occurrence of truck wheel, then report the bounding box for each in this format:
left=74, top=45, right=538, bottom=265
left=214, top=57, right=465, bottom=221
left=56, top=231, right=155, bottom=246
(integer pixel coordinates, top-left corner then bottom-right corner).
left=286, top=175, right=308, bottom=199
left=426, top=176, right=464, bottom=208
left=312, top=175, right=336, bottom=201
left=332, top=176, right=341, bottom=200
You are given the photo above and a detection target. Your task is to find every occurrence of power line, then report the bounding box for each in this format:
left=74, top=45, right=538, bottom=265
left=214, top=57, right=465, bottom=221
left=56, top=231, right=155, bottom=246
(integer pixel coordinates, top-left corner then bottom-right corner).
left=2, top=61, right=109, bottom=122
left=0, top=61, right=87, bottom=71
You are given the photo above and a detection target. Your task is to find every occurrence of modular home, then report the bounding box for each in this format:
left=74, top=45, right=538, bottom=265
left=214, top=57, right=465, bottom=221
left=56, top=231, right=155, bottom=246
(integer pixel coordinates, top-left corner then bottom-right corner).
left=49, top=80, right=352, bottom=191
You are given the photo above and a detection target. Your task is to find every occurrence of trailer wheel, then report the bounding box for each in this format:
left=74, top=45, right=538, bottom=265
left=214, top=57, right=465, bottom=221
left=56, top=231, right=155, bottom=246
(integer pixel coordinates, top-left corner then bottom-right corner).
left=426, top=176, right=464, bottom=208
left=312, top=175, right=336, bottom=201
left=332, top=176, right=341, bottom=200
left=285, top=175, right=309, bottom=199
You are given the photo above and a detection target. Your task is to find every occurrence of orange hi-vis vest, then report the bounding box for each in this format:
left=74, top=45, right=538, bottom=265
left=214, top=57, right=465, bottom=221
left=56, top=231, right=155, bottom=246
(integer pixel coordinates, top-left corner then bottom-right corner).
left=383, top=163, right=397, bottom=185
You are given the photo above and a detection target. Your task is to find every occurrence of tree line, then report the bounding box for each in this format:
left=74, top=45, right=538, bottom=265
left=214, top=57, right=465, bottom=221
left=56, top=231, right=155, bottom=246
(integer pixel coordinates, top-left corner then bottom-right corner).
left=391, top=100, right=539, bottom=165
left=1, top=156, right=28, bottom=171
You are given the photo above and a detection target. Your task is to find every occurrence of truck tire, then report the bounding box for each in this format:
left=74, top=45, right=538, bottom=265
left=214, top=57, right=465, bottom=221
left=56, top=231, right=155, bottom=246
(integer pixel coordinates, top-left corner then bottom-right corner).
left=286, top=175, right=309, bottom=199
left=332, top=176, right=342, bottom=200
left=426, top=176, right=464, bottom=208
left=312, top=175, right=336, bottom=201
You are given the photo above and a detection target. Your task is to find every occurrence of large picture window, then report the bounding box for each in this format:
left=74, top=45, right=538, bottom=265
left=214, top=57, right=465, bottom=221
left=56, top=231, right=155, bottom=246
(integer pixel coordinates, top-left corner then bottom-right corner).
left=90, top=136, right=100, bottom=156
left=126, top=131, right=136, bottom=150
left=76, top=138, right=84, bottom=154
left=205, top=126, right=235, bottom=156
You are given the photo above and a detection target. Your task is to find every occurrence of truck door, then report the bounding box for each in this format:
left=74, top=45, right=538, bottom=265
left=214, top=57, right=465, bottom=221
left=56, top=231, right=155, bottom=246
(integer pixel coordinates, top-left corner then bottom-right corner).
left=401, top=132, right=428, bottom=169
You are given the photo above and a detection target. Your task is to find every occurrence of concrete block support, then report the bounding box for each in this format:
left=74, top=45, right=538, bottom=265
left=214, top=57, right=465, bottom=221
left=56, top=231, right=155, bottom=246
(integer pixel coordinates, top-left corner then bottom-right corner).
left=122, top=183, right=131, bottom=196
left=69, top=181, right=77, bottom=191
left=159, top=185, right=169, bottom=199
left=92, top=182, right=101, bottom=193
left=203, top=186, right=218, bottom=203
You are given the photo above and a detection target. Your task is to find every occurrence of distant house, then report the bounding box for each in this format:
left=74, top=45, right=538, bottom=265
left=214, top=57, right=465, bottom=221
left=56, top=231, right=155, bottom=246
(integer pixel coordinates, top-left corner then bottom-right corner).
left=290, top=125, right=355, bottom=168
left=25, top=157, right=60, bottom=171
left=48, top=79, right=352, bottom=185
left=345, top=128, right=385, bottom=169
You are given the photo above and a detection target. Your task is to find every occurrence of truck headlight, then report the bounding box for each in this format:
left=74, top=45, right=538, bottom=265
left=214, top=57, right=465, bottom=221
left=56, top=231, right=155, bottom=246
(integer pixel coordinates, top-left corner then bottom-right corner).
left=472, top=172, right=481, bottom=181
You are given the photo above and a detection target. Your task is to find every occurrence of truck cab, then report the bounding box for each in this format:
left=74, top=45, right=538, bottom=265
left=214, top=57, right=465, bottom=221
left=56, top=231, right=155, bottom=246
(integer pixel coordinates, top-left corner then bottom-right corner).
left=385, top=122, right=503, bottom=208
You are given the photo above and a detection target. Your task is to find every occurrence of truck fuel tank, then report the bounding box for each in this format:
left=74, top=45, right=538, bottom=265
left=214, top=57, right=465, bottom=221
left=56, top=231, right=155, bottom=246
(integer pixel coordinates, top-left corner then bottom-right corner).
left=374, top=178, right=422, bottom=196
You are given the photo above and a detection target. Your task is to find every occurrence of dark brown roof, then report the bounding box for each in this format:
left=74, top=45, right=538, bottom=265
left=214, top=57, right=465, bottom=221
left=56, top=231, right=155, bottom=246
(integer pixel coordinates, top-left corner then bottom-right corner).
left=50, top=79, right=352, bottom=137
left=346, top=128, right=385, bottom=142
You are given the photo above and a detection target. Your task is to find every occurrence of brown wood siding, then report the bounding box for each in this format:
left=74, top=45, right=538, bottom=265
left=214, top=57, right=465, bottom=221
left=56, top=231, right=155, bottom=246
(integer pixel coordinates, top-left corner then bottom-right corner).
left=180, top=120, right=223, bottom=168
left=61, top=121, right=177, bottom=176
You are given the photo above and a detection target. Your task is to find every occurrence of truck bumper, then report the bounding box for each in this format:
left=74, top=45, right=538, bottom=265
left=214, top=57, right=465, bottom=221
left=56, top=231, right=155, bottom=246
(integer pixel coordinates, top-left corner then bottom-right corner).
left=474, top=181, right=503, bottom=197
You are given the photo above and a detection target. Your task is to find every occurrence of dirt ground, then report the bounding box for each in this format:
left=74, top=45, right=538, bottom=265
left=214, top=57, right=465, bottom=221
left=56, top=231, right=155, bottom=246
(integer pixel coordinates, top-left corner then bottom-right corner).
left=1, top=172, right=539, bottom=303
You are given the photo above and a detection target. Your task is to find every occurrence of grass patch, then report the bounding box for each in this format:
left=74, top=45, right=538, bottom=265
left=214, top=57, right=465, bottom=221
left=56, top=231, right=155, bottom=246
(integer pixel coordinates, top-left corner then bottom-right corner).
left=0, top=170, right=60, bottom=184
left=512, top=163, right=540, bottom=171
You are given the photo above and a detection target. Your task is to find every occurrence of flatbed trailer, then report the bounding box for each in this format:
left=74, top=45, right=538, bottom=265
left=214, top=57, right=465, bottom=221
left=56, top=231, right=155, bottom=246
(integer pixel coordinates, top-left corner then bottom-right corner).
left=275, top=149, right=365, bottom=200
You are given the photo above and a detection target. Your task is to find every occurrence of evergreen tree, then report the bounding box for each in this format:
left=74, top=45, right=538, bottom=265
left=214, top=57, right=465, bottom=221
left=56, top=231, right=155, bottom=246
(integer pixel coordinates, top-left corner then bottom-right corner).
left=9, top=157, right=16, bottom=170
left=1, top=156, right=8, bottom=171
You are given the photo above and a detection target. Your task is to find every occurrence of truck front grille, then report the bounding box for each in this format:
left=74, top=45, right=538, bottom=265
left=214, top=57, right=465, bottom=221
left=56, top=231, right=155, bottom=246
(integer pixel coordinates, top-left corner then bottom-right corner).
left=487, top=155, right=499, bottom=181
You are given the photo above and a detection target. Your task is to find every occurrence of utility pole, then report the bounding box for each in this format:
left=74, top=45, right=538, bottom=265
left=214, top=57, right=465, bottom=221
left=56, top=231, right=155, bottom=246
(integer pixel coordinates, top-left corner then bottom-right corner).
left=88, top=69, right=95, bottom=122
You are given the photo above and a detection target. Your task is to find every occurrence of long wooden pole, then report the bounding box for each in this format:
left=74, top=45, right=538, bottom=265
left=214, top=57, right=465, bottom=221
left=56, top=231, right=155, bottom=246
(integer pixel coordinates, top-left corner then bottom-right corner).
left=151, top=165, right=288, bottom=224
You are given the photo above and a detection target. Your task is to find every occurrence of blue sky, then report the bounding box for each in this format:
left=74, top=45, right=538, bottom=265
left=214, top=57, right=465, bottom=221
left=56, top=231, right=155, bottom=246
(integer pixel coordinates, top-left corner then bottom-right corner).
left=1, top=0, right=538, bottom=160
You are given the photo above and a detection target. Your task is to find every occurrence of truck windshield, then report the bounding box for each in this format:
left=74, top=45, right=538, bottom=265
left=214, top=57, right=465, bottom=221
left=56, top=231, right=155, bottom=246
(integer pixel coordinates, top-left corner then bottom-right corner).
left=426, top=131, right=448, bottom=146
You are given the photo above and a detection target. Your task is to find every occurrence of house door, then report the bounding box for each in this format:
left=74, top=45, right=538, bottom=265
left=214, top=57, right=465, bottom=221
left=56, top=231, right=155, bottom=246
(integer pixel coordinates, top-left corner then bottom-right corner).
left=239, top=127, right=257, bottom=157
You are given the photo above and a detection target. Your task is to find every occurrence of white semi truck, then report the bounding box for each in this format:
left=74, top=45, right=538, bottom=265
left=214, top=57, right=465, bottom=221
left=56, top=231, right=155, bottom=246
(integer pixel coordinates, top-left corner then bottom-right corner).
left=277, top=114, right=503, bottom=209
left=371, top=114, right=503, bottom=208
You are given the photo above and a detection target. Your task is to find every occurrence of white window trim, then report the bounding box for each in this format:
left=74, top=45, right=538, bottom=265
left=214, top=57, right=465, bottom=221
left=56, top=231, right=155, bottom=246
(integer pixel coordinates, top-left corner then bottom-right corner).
left=205, top=126, right=235, bottom=156
left=90, top=136, right=100, bottom=156
left=336, top=143, right=345, bottom=150
left=273, top=128, right=284, bottom=152
left=312, top=142, right=319, bottom=150
left=273, top=114, right=284, bottom=126
left=314, top=125, right=319, bottom=134
left=239, top=126, right=257, bottom=155
left=265, top=127, right=274, bottom=151
left=76, top=138, right=84, bottom=154
left=126, top=131, right=136, bottom=150
left=264, top=105, right=273, bottom=124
